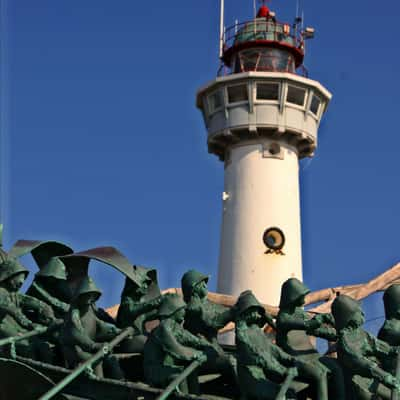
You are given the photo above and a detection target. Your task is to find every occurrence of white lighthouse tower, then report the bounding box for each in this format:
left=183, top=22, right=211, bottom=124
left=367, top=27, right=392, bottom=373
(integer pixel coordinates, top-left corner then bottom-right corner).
left=196, top=2, right=331, bottom=306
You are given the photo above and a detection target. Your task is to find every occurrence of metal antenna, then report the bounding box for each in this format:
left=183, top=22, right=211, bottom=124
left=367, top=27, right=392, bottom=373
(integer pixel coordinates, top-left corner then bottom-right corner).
left=219, top=0, right=225, bottom=59
left=301, top=10, right=306, bottom=55
left=0, top=0, right=9, bottom=248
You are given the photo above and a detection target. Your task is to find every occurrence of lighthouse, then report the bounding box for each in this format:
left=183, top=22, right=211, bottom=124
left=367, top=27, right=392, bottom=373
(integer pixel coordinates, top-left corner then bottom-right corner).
left=196, top=2, right=332, bottom=305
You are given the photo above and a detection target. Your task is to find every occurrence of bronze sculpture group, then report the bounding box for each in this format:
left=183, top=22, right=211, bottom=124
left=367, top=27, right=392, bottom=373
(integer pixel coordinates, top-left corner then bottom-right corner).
left=1, top=240, right=400, bottom=399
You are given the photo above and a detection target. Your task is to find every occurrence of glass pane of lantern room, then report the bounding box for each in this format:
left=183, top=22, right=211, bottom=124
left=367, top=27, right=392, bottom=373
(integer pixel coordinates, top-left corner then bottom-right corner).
left=227, top=85, right=248, bottom=103
left=310, top=94, right=321, bottom=115
left=239, top=50, right=259, bottom=72
left=257, top=83, right=279, bottom=100
left=287, top=85, right=306, bottom=106
left=209, top=90, right=223, bottom=112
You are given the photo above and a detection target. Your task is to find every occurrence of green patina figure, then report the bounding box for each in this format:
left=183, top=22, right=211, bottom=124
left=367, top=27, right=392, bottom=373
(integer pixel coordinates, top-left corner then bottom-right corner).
left=0, top=249, right=56, bottom=360
left=27, top=257, right=72, bottom=319
left=181, top=269, right=234, bottom=341
left=378, top=284, right=400, bottom=374
left=181, top=269, right=238, bottom=382
left=235, top=290, right=305, bottom=400
left=276, top=278, right=345, bottom=399
left=332, top=294, right=400, bottom=399
left=144, top=294, right=208, bottom=394
left=61, top=276, right=124, bottom=379
left=116, top=265, right=163, bottom=353
left=9, top=240, right=74, bottom=316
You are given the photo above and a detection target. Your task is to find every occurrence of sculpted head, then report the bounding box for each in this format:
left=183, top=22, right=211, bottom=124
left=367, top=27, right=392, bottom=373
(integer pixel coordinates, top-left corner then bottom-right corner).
left=5, top=272, right=27, bottom=292
left=0, top=255, right=29, bottom=292
left=181, top=269, right=209, bottom=302
left=279, top=278, right=310, bottom=310
left=383, top=284, right=400, bottom=320
left=332, top=294, right=365, bottom=331
left=73, top=277, right=102, bottom=307
left=235, top=290, right=267, bottom=327
left=158, top=294, right=186, bottom=323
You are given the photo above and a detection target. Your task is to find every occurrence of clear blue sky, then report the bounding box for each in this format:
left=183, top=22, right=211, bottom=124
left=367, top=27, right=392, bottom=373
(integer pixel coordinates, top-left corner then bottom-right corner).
left=1, top=0, right=399, bottom=331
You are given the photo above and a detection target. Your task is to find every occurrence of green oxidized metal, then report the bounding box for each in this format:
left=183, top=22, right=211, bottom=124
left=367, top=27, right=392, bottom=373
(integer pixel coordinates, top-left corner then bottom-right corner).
left=116, top=264, right=162, bottom=349
left=8, top=240, right=73, bottom=269
left=182, top=269, right=232, bottom=341
left=278, top=278, right=310, bottom=310
left=235, top=290, right=266, bottom=318
left=144, top=294, right=206, bottom=395
left=27, top=257, right=72, bottom=319
left=235, top=290, right=306, bottom=400
left=35, top=257, right=68, bottom=280
left=181, top=269, right=209, bottom=303
left=73, top=276, right=102, bottom=301
left=1, top=237, right=399, bottom=400
left=61, top=276, right=123, bottom=380
left=333, top=294, right=400, bottom=399
left=378, top=285, right=400, bottom=375
left=158, top=293, right=186, bottom=318
left=0, top=256, right=29, bottom=282
left=276, top=278, right=345, bottom=399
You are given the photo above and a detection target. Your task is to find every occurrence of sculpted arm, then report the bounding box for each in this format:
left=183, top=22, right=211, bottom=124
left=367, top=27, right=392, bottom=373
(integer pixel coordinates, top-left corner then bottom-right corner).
left=378, top=321, right=400, bottom=346
left=209, top=303, right=235, bottom=329
left=29, top=282, right=69, bottom=314
left=371, top=332, right=398, bottom=358
left=272, top=343, right=296, bottom=367
left=156, top=324, right=203, bottom=362
left=312, top=325, right=337, bottom=341
left=69, top=310, right=99, bottom=352
left=278, top=312, right=312, bottom=332
left=238, top=328, right=292, bottom=379
left=341, top=335, right=394, bottom=385
left=117, top=296, right=161, bottom=327
left=178, top=326, right=210, bottom=349
left=95, top=316, right=121, bottom=341
left=0, top=296, right=33, bottom=329
left=19, top=294, right=55, bottom=322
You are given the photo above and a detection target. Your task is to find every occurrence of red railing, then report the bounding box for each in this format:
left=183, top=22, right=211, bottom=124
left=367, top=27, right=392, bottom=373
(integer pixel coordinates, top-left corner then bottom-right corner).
left=223, top=18, right=304, bottom=52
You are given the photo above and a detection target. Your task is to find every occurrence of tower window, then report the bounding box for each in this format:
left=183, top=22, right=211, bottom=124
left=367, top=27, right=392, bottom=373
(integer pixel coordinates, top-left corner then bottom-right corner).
left=286, top=85, right=306, bottom=106
left=208, top=90, right=224, bottom=113
left=227, top=84, right=248, bottom=103
left=256, top=83, right=280, bottom=101
left=310, top=94, right=321, bottom=116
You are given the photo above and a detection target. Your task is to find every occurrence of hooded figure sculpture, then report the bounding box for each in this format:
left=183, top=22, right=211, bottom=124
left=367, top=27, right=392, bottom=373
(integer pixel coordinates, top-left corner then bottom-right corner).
left=276, top=278, right=345, bottom=399
left=61, top=277, right=124, bottom=379
left=144, top=294, right=209, bottom=394
left=0, top=249, right=56, bottom=360
left=27, top=257, right=71, bottom=318
left=235, top=290, right=306, bottom=400
left=332, top=294, right=400, bottom=399
left=116, top=265, right=163, bottom=353
left=10, top=240, right=73, bottom=318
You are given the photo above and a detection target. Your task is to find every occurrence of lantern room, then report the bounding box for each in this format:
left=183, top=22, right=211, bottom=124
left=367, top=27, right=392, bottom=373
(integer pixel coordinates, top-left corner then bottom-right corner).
left=221, top=4, right=310, bottom=76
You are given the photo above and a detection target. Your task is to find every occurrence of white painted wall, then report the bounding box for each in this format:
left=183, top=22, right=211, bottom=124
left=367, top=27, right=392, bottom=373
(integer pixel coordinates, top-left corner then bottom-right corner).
left=217, top=138, right=302, bottom=306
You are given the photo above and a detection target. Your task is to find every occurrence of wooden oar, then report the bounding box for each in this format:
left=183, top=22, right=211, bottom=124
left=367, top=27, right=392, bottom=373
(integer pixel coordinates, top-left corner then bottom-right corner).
left=0, top=326, right=48, bottom=348
left=156, top=359, right=201, bottom=400
left=0, top=321, right=62, bottom=353
left=275, top=368, right=297, bottom=400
